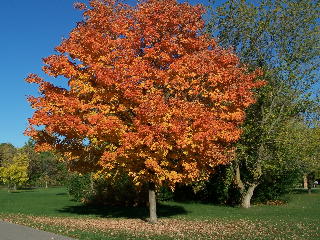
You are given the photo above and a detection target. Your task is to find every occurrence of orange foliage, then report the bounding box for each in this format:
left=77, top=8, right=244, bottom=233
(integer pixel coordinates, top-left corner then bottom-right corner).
left=25, top=0, right=264, bottom=188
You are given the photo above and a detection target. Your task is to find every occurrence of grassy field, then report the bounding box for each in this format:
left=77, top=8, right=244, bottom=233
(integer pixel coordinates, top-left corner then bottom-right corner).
left=0, top=187, right=319, bottom=239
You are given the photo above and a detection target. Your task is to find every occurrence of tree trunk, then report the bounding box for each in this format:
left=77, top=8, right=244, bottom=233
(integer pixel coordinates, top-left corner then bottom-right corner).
left=241, top=184, right=257, bottom=208
left=233, top=162, right=259, bottom=208
left=45, top=181, right=48, bottom=189
left=148, top=183, right=157, bottom=223
left=307, top=174, right=313, bottom=194
left=303, top=174, right=308, bottom=189
left=234, top=163, right=245, bottom=191
left=13, top=183, right=17, bottom=191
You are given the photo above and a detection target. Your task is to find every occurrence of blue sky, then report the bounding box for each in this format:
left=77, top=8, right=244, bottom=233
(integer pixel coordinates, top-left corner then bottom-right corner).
left=0, top=0, right=213, bottom=147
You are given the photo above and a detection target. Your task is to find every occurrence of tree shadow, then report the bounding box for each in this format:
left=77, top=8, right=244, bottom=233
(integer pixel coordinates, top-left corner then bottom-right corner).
left=56, top=193, right=68, bottom=196
left=20, top=187, right=36, bottom=190
left=9, top=190, right=35, bottom=193
left=58, top=202, right=188, bottom=219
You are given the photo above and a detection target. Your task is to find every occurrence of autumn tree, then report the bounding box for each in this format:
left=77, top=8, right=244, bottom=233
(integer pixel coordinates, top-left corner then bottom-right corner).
left=208, top=0, right=320, bottom=208
left=26, top=0, right=262, bottom=222
left=0, top=151, right=29, bottom=191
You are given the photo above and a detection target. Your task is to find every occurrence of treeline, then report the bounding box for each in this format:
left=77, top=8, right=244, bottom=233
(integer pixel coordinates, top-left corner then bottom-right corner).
left=0, top=141, right=68, bottom=190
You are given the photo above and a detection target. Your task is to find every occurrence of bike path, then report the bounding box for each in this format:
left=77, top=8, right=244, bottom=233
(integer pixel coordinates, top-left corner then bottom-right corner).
left=0, top=220, right=76, bottom=240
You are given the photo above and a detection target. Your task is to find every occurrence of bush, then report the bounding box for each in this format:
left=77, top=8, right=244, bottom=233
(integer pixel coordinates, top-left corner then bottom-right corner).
left=93, top=174, right=149, bottom=206
left=173, top=164, right=240, bottom=205
left=252, top=169, right=301, bottom=203
left=67, top=173, right=93, bottom=202
left=157, top=185, right=174, bottom=201
left=67, top=172, right=149, bottom=206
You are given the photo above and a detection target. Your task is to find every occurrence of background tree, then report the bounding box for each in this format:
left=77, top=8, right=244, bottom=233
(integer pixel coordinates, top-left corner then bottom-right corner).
left=208, top=0, right=320, bottom=208
left=0, top=143, right=17, bottom=167
left=0, top=151, right=29, bottom=190
left=276, top=119, right=320, bottom=194
left=26, top=0, right=262, bottom=222
left=22, top=140, right=68, bottom=187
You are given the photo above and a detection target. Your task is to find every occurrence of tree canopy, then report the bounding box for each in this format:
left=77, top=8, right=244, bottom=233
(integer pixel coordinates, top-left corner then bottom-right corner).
left=208, top=0, right=320, bottom=207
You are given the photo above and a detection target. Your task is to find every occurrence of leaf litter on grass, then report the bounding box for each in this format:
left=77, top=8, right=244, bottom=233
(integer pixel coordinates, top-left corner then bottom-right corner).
left=2, top=214, right=319, bottom=239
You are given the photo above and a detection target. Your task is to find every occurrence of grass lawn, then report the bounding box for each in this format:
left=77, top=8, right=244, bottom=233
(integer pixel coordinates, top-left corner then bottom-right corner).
left=0, top=187, right=319, bottom=239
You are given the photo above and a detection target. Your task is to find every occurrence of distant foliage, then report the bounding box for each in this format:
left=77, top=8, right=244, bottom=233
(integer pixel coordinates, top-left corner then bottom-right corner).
left=22, top=140, right=69, bottom=187
left=0, top=143, right=17, bottom=166
left=0, top=152, right=29, bottom=189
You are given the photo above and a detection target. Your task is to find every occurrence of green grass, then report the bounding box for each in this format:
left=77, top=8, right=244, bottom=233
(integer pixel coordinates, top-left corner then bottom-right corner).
left=167, top=190, right=320, bottom=222
left=0, top=187, right=319, bottom=239
left=0, top=187, right=82, bottom=216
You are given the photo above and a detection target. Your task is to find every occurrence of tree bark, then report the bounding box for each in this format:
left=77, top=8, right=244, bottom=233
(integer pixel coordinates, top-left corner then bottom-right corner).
left=240, top=184, right=257, bottom=208
left=303, top=174, right=308, bottom=189
left=233, top=162, right=259, bottom=208
left=307, top=174, right=313, bottom=194
left=234, top=163, right=245, bottom=192
left=45, top=181, right=48, bottom=189
left=148, top=183, right=157, bottom=223
left=13, top=183, right=17, bottom=191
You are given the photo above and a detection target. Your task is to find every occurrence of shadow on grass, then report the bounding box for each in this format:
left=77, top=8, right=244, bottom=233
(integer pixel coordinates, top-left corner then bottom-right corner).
left=58, top=202, right=188, bottom=219
left=8, top=191, right=36, bottom=194
left=56, top=193, right=68, bottom=196
left=19, top=187, right=37, bottom=190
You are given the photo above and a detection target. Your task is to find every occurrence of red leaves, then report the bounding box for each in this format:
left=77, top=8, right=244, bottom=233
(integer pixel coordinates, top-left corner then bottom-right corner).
left=25, top=0, right=264, bottom=188
left=42, top=55, right=78, bottom=78
left=25, top=74, right=43, bottom=84
left=74, top=2, right=87, bottom=10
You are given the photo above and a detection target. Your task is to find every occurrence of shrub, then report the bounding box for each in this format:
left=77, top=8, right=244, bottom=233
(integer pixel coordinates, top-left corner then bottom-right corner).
left=67, top=173, right=93, bottom=202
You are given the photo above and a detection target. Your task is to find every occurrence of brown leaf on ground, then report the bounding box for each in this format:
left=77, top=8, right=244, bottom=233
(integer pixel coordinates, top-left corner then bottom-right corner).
left=1, top=215, right=268, bottom=239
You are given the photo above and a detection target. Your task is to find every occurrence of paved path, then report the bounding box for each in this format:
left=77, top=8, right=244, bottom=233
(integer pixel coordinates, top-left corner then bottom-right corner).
left=0, top=220, right=76, bottom=240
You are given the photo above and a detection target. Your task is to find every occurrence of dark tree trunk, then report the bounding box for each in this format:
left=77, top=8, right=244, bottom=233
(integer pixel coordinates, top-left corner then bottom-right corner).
left=148, top=182, right=157, bottom=223
left=307, top=173, right=314, bottom=194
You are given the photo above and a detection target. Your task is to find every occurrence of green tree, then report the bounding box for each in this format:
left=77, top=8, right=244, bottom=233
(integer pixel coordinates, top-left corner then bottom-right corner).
left=22, top=140, right=68, bottom=187
left=208, top=0, right=320, bottom=207
left=276, top=119, right=320, bottom=194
